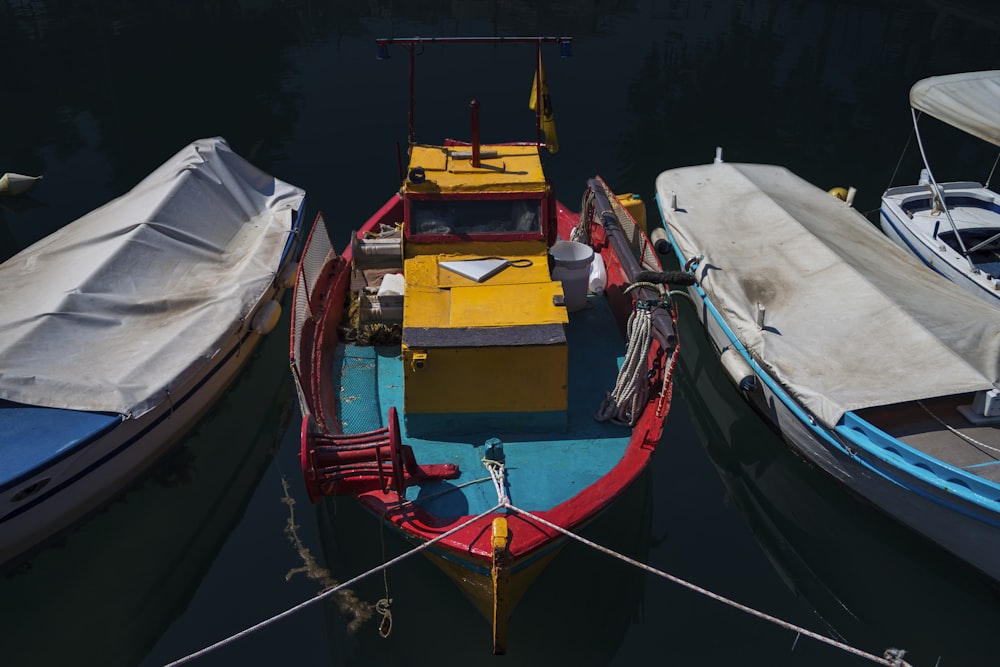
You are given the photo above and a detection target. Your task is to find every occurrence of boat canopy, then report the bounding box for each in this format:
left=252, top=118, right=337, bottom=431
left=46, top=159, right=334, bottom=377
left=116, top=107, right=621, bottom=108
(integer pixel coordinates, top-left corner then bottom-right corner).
left=657, top=162, right=1000, bottom=428
left=910, top=70, right=1000, bottom=147
left=0, top=137, right=304, bottom=418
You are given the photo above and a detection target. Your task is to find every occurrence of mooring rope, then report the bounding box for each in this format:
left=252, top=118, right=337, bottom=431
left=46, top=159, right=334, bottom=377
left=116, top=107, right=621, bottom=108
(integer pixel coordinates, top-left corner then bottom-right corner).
left=163, top=492, right=913, bottom=667
left=504, top=504, right=914, bottom=667
left=596, top=304, right=653, bottom=426
left=161, top=503, right=503, bottom=667
left=483, top=458, right=510, bottom=506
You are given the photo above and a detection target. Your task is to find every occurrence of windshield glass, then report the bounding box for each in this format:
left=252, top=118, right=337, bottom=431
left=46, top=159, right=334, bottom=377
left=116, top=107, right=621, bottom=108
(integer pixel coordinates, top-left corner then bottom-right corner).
left=410, top=198, right=541, bottom=236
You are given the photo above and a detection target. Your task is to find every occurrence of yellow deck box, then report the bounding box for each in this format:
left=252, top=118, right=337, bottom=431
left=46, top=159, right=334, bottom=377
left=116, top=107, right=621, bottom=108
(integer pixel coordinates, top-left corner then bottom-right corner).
left=401, top=253, right=569, bottom=435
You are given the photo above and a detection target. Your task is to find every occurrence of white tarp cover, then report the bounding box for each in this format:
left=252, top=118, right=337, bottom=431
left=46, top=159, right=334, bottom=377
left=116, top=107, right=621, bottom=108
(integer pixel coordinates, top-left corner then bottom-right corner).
left=0, top=137, right=305, bottom=418
left=657, top=162, right=1000, bottom=429
left=910, top=70, right=1000, bottom=147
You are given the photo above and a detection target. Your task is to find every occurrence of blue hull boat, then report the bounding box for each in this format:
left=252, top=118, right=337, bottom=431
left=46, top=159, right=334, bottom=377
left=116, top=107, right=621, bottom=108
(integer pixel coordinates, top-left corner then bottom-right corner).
left=0, top=137, right=305, bottom=571
left=657, top=156, right=1000, bottom=588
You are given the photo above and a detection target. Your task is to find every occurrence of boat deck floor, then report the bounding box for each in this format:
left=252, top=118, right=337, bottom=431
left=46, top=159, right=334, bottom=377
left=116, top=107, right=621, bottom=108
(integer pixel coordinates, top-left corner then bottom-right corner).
left=332, top=292, right=636, bottom=517
left=857, top=395, right=1000, bottom=484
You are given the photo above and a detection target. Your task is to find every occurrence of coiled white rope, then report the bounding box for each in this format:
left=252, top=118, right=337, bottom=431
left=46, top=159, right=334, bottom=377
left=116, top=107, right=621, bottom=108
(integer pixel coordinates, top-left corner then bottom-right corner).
left=161, top=503, right=503, bottom=667
left=596, top=304, right=653, bottom=426
left=505, top=504, right=913, bottom=667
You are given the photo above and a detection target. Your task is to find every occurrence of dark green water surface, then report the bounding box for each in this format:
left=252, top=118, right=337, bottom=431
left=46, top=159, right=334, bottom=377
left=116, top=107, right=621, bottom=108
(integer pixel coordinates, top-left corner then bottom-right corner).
left=2, top=2, right=999, bottom=665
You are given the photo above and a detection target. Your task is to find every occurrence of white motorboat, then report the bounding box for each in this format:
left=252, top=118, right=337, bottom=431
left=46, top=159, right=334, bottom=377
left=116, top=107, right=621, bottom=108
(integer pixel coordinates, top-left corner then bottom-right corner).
left=880, top=70, right=1000, bottom=305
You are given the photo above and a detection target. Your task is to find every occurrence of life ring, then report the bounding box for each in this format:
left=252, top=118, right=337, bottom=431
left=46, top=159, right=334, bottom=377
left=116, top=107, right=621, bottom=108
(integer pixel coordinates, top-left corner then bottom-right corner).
left=408, top=167, right=426, bottom=184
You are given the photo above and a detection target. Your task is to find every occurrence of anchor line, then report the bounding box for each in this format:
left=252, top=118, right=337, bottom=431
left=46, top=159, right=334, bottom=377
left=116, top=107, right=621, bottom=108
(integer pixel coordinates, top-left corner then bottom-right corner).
left=504, top=504, right=914, bottom=667
left=161, top=503, right=504, bottom=667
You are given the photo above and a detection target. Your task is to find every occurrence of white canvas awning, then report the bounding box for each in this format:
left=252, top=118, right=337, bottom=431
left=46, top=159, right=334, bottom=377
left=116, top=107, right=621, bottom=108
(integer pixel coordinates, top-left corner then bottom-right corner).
left=657, top=162, right=1000, bottom=429
left=0, top=137, right=305, bottom=418
left=910, top=70, right=1000, bottom=147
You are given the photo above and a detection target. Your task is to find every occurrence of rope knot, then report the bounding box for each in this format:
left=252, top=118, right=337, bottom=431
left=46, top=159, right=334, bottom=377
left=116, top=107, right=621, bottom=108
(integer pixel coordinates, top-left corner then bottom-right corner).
left=376, top=597, right=393, bottom=638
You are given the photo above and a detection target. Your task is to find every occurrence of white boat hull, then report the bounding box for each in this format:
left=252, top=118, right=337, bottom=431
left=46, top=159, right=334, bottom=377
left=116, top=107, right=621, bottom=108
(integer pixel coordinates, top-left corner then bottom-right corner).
left=880, top=181, right=1000, bottom=307
left=0, top=290, right=281, bottom=570
left=683, top=281, right=1000, bottom=586
left=657, top=159, right=1000, bottom=588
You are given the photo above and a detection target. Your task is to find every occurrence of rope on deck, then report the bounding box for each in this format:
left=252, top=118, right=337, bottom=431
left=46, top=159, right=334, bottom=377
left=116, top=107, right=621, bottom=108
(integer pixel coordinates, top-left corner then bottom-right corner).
left=160, top=503, right=503, bottom=667
left=595, top=300, right=653, bottom=426
left=504, top=503, right=914, bottom=667
left=917, top=400, right=1000, bottom=458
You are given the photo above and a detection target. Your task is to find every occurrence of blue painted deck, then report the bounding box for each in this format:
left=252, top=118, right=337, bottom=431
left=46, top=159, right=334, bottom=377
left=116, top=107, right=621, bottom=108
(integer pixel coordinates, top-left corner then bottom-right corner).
left=0, top=401, right=122, bottom=490
left=332, top=293, right=633, bottom=516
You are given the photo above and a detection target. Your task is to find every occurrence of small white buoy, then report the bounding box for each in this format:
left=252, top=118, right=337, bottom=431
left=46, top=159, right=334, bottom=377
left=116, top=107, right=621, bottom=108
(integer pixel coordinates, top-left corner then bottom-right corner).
left=720, top=348, right=756, bottom=391
left=252, top=300, right=282, bottom=335
left=277, top=261, right=299, bottom=289
left=650, top=226, right=671, bottom=254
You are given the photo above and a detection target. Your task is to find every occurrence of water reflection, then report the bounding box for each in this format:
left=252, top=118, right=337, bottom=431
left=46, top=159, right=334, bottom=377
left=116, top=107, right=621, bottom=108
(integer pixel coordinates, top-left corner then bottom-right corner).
left=3, top=1, right=1000, bottom=664
left=0, top=308, right=295, bottom=667
left=674, top=297, right=1000, bottom=667
left=315, top=468, right=652, bottom=666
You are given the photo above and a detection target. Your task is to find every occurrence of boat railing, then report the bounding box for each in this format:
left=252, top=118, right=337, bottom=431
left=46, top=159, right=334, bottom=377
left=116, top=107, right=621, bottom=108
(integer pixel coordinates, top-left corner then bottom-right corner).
left=587, top=177, right=677, bottom=350
left=290, top=212, right=336, bottom=413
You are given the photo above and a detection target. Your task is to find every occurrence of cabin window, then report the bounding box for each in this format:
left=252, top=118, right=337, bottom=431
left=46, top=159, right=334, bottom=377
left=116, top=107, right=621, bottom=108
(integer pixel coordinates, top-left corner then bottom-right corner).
left=410, top=198, right=541, bottom=236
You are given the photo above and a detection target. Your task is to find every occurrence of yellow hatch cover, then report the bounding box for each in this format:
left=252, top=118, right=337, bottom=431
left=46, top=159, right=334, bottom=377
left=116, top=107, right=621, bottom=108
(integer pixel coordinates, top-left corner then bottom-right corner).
left=403, top=254, right=567, bottom=329
left=404, top=144, right=547, bottom=194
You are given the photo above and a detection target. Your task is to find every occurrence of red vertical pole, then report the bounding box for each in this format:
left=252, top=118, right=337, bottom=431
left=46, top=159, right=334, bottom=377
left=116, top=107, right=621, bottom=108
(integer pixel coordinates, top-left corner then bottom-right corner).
left=470, top=99, right=481, bottom=167
left=535, top=41, right=542, bottom=148
left=408, top=44, right=416, bottom=148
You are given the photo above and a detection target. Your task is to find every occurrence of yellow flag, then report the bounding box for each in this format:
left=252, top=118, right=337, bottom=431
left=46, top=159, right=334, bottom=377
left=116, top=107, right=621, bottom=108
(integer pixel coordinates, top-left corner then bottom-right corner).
left=528, top=57, right=559, bottom=154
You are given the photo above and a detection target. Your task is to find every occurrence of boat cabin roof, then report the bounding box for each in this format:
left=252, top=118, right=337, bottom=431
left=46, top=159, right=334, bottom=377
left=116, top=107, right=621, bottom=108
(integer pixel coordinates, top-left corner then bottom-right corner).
left=403, top=144, right=548, bottom=195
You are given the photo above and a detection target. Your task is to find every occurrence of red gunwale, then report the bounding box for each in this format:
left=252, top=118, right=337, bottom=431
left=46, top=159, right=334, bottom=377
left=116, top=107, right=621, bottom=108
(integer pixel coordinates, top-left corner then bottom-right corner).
left=293, top=188, right=673, bottom=569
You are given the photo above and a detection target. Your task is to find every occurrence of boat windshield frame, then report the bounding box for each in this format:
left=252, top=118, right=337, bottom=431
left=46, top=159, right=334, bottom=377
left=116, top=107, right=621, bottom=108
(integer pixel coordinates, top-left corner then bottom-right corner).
left=403, top=191, right=549, bottom=244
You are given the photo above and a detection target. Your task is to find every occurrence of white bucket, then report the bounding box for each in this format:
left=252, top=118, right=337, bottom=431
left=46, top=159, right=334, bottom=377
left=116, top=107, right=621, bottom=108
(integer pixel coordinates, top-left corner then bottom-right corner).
left=550, top=240, right=594, bottom=312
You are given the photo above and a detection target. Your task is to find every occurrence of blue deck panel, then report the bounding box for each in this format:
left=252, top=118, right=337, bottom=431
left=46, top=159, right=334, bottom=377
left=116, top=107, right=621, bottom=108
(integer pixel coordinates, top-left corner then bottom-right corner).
left=335, top=293, right=633, bottom=516
left=0, top=401, right=122, bottom=490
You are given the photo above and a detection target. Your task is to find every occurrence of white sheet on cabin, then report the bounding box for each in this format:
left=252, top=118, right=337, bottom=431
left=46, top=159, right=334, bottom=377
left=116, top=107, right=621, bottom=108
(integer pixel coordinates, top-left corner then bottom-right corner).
left=657, top=162, right=1000, bottom=429
left=910, top=70, right=1000, bottom=147
left=0, top=137, right=305, bottom=418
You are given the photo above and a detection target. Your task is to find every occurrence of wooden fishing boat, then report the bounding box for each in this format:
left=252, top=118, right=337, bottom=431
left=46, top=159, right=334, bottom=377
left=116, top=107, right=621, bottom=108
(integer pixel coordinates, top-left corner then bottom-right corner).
left=0, top=137, right=305, bottom=571
left=880, top=70, right=1000, bottom=305
left=657, top=154, right=1000, bottom=590
left=290, top=36, right=681, bottom=653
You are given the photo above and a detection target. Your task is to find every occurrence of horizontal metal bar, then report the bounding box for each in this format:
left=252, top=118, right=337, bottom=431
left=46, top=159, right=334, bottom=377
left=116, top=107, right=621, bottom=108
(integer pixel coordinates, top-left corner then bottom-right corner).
left=375, top=36, right=572, bottom=46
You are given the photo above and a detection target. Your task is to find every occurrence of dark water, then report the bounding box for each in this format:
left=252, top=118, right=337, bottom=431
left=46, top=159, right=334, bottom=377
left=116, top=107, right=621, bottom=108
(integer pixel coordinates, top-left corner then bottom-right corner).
left=3, top=2, right=1000, bottom=665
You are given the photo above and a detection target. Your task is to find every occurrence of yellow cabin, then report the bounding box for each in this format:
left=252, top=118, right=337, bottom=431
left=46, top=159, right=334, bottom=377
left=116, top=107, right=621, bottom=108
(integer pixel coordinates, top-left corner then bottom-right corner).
left=394, top=143, right=570, bottom=434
